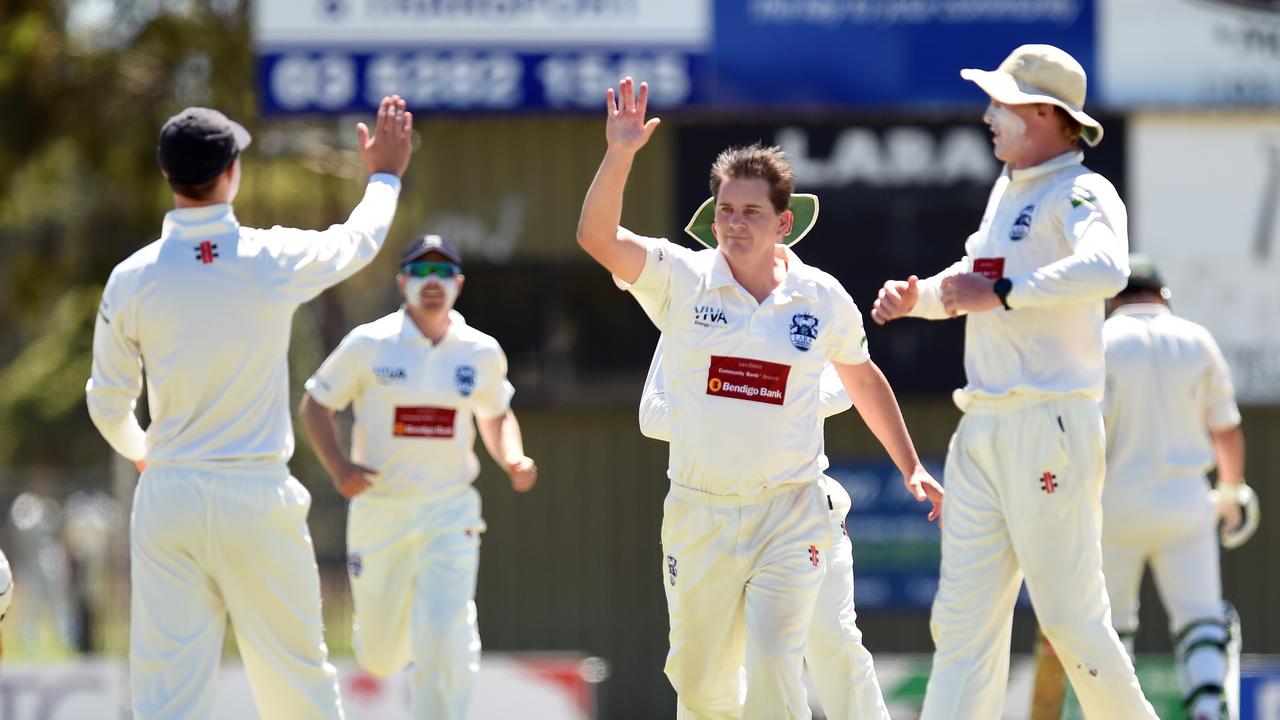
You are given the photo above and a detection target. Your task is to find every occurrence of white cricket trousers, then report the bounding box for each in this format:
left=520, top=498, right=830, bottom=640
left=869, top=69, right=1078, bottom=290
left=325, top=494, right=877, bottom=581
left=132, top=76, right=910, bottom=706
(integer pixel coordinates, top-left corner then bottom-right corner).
left=920, top=394, right=1156, bottom=719
left=662, top=480, right=832, bottom=720
left=1101, top=475, right=1223, bottom=635
left=806, top=480, right=890, bottom=720
left=129, top=465, right=342, bottom=720
left=346, top=485, right=483, bottom=720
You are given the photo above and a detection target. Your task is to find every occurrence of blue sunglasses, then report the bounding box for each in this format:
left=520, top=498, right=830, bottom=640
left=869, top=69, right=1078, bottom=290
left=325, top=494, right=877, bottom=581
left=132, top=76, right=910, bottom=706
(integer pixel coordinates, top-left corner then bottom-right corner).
left=402, top=261, right=461, bottom=279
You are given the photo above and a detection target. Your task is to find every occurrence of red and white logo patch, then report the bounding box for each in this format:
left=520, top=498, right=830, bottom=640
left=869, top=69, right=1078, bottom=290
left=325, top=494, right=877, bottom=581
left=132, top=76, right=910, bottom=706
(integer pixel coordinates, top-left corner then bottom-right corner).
left=706, top=356, right=790, bottom=406
left=972, top=257, right=1006, bottom=280
left=393, top=406, right=456, bottom=438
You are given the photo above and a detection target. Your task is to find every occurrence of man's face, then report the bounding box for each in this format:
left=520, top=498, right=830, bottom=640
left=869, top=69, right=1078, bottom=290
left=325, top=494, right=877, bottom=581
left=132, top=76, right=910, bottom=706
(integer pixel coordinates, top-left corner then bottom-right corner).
left=711, top=177, right=793, bottom=258
left=983, top=100, right=1042, bottom=165
left=396, top=251, right=464, bottom=313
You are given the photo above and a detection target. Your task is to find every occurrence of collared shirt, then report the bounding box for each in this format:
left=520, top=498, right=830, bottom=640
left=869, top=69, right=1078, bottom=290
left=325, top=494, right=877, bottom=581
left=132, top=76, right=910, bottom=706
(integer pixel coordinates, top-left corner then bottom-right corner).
left=304, top=308, right=514, bottom=497
left=628, top=238, right=870, bottom=496
left=86, top=174, right=402, bottom=466
left=908, top=152, right=1130, bottom=407
left=1103, top=303, right=1241, bottom=483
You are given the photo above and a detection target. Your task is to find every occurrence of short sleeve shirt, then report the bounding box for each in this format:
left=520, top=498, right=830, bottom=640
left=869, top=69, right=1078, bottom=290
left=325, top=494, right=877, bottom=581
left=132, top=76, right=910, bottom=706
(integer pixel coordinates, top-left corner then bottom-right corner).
left=627, top=237, right=870, bottom=496
left=305, top=309, right=514, bottom=496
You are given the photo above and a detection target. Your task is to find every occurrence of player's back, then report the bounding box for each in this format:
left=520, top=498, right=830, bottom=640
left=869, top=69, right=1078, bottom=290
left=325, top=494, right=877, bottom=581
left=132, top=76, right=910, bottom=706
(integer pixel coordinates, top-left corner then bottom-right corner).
left=1103, top=304, right=1237, bottom=483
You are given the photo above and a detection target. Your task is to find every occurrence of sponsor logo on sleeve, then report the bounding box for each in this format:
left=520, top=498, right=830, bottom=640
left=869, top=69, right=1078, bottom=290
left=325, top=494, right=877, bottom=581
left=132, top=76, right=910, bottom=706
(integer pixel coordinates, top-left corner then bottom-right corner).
left=706, top=356, right=790, bottom=405
left=347, top=552, right=363, bottom=578
left=1009, top=204, right=1035, bottom=241
left=972, top=257, right=1006, bottom=280
left=1070, top=190, right=1097, bottom=209
left=374, top=366, right=408, bottom=385
left=789, top=312, right=819, bottom=352
left=455, top=365, right=476, bottom=397
left=393, top=406, right=457, bottom=438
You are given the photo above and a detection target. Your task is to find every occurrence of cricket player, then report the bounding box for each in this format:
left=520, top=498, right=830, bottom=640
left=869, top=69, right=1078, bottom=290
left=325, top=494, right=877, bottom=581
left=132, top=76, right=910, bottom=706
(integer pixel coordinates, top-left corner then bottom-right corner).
left=1099, top=255, right=1256, bottom=720
left=578, top=76, right=941, bottom=719
left=86, top=97, right=414, bottom=719
left=640, top=339, right=891, bottom=720
left=871, top=45, right=1158, bottom=718
left=300, top=234, right=536, bottom=720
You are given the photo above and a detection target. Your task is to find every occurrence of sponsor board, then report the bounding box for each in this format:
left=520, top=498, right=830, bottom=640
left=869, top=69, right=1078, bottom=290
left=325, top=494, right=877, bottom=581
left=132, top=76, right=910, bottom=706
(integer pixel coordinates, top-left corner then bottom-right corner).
left=1129, top=113, right=1280, bottom=401
left=1099, top=0, right=1280, bottom=107
left=0, top=654, right=602, bottom=719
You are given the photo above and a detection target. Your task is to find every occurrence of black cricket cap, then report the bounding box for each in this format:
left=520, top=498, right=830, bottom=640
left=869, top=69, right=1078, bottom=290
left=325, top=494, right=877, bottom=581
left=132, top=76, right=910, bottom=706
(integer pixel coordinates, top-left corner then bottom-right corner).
left=157, top=107, right=252, bottom=185
left=401, top=234, right=463, bottom=267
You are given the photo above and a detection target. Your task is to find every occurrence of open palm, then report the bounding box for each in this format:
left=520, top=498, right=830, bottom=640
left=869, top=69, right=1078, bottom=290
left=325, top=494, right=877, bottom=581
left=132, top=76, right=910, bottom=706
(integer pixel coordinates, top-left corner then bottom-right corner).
left=605, top=76, right=661, bottom=154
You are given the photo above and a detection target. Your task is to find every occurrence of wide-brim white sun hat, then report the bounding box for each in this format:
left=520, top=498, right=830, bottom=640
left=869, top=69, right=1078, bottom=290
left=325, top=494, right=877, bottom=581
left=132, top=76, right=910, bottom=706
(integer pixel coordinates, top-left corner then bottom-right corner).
left=960, top=44, right=1103, bottom=147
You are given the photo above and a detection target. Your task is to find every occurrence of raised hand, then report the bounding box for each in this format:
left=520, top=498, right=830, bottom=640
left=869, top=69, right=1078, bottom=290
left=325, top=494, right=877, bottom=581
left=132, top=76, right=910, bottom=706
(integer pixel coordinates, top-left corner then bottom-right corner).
left=871, top=275, right=920, bottom=325
left=357, top=95, right=414, bottom=177
left=605, top=77, right=661, bottom=155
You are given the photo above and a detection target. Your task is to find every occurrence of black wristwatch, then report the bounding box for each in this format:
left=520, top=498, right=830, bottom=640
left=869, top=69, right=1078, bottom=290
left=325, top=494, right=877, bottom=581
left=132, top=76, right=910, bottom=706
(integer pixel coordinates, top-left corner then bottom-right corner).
left=993, top=277, right=1012, bottom=310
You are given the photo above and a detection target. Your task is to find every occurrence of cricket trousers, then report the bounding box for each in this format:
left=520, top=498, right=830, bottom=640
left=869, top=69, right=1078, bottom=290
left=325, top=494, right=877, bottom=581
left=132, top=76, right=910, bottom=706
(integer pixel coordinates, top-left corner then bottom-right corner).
left=346, top=484, right=484, bottom=720
left=920, top=394, right=1156, bottom=719
left=662, top=479, right=831, bottom=720
left=129, top=465, right=343, bottom=720
left=806, top=477, right=890, bottom=720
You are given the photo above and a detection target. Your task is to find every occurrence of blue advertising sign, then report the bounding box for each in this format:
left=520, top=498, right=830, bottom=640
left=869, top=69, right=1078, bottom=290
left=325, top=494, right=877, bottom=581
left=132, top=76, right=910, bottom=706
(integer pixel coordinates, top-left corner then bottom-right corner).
left=829, top=459, right=1032, bottom=610
left=253, top=0, right=1096, bottom=114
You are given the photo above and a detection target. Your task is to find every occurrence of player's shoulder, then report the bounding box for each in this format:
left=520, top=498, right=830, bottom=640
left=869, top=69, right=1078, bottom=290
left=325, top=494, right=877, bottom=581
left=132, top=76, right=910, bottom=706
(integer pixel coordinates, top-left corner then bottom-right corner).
left=789, top=255, right=858, bottom=309
left=449, top=314, right=506, bottom=358
left=104, top=240, right=164, bottom=293
left=343, top=310, right=404, bottom=347
left=1056, top=163, right=1122, bottom=211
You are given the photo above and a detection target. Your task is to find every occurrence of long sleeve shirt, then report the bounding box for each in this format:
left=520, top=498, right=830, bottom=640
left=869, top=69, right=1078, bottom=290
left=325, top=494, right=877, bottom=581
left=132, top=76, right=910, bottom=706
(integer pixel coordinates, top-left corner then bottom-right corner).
left=908, top=152, right=1129, bottom=408
left=86, top=174, right=401, bottom=467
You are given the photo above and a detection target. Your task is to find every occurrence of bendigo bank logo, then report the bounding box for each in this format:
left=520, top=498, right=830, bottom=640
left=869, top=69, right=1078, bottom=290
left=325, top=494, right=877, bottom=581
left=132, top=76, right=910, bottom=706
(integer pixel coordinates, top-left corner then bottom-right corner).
left=693, top=305, right=729, bottom=327
left=706, top=355, right=790, bottom=406
left=393, top=406, right=457, bottom=438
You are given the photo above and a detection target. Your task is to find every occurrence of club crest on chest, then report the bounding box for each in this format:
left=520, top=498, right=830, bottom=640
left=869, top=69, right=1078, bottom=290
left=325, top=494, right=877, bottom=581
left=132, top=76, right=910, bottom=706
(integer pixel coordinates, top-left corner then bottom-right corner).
left=455, top=365, right=476, bottom=397
left=789, top=313, right=819, bottom=352
left=1010, top=204, right=1036, bottom=241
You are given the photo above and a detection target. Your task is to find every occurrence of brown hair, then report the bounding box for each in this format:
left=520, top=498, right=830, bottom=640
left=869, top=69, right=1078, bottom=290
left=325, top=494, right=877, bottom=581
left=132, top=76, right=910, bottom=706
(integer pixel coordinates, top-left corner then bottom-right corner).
left=708, top=144, right=795, bottom=214
left=1052, top=106, right=1084, bottom=145
left=167, top=176, right=222, bottom=202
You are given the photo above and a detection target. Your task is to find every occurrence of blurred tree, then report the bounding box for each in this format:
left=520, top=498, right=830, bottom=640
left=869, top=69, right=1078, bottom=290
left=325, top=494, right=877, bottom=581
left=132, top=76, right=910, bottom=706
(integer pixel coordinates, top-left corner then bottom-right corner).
left=0, top=0, right=376, bottom=467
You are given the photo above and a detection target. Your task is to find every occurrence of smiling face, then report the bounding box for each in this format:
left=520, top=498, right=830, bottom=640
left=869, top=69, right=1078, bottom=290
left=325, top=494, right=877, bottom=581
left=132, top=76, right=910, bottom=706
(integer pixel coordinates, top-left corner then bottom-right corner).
left=983, top=100, right=1039, bottom=165
left=711, top=176, right=793, bottom=259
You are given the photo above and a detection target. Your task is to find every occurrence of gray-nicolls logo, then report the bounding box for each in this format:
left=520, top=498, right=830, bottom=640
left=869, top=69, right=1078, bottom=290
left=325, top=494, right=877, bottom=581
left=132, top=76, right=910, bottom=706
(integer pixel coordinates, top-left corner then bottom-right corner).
left=1255, top=142, right=1279, bottom=261
left=667, top=555, right=677, bottom=586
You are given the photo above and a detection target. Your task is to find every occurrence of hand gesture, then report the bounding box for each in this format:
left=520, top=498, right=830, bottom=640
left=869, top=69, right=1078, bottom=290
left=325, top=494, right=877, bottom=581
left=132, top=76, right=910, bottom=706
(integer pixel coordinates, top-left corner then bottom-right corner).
left=605, top=77, right=661, bottom=155
left=940, top=273, right=1000, bottom=317
left=358, top=95, right=414, bottom=178
left=871, top=275, right=920, bottom=325
left=904, top=466, right=944, bottom=523
left=507, top=456, right=538, bottom=493
left=330, top=459, right=375, bottom=500
left=1216, top=493, right=1245, bottom=535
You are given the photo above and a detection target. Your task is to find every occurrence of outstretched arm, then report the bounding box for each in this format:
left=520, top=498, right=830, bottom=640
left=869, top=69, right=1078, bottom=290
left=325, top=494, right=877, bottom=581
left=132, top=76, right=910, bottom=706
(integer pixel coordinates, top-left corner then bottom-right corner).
left=576, top=77, right=661, bottom=285
left=834, top=359, right=943, bottom=521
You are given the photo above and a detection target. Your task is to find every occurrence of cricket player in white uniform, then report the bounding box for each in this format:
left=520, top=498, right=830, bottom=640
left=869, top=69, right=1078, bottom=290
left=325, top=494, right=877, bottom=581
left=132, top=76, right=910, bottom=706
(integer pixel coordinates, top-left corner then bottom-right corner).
left=1099, top=255, right=1256, bottom=720
left=641, top=340, right=891, bottom=720
left=871, top=45, right=1158, bottom=718
left=86, top=97, right=414, bottom=719
left=300, top=234, right=536, bottom=720
left=578, top=77, right=942, bottom=719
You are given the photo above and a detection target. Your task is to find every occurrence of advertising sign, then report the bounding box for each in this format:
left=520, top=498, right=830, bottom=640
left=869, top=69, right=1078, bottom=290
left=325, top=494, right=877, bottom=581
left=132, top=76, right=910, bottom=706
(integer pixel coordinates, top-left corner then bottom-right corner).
left=1129, top=113, right=1280, bottom=402
left=1099, top=0, right=1280, bottom=107
left=252, top=0, right=1095, bottom=113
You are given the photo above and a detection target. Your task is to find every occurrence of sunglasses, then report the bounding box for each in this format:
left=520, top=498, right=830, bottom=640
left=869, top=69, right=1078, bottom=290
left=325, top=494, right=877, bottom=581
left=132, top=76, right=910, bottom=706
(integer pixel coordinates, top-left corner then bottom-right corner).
left=402, top=261, right=461, bottom=279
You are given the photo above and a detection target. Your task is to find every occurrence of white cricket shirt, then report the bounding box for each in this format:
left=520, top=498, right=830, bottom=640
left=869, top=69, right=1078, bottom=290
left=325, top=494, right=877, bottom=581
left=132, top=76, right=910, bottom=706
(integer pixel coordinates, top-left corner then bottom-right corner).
left=86, top=174, right=402, bottom=466
left=628, top=238, right=870, bottom=497
left=1103, top=303, right=1241, bottom=483
left=908, top=152, right=1130, bottom=408
left=304, top=308, right=514, bottom=497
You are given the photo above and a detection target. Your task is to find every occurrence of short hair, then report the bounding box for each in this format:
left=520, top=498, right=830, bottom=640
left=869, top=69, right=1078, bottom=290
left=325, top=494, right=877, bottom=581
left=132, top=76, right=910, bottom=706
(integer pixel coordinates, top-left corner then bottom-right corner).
left=167, top=176, right=221, bottom=202
left=708, top=144, right=795, bottom=214
left=1052, top=106, right=1084, bottom=145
